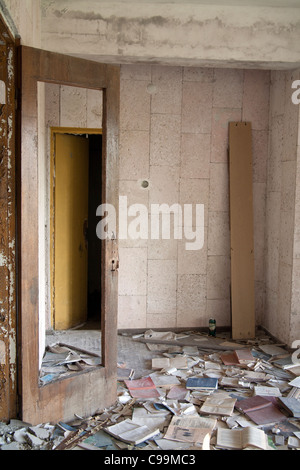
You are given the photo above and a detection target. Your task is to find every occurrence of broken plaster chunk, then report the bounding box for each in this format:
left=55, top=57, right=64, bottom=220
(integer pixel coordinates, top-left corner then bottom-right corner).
left=13, top=428, right=28, bottom=443
left=29, top=425, right=51, bottom=440
left=25, top=432, right=44, bottom=448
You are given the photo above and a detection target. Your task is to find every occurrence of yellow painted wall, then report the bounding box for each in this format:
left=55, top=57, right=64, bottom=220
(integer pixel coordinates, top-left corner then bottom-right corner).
left=54, top=133, right=89, bottom=330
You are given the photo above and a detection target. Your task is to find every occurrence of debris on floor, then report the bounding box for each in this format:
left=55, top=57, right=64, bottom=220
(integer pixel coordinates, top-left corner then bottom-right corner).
left=1, top=329, right=300, bottom=450
left=40, top=342, right=102, bottom=384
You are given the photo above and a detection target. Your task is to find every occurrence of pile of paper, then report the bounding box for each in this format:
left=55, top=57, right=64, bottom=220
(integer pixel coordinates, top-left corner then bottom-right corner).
left=5, top=328, right=299, bottom=451
left=39, top=343, right=102, bottom=384
left=112, top=329, right=300, bottom=450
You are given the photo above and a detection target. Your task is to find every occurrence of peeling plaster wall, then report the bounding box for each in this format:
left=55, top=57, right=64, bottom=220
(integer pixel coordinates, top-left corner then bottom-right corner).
left=41, top=1, right=300, bottom=69
left=0, top=0, right=41, bottom=419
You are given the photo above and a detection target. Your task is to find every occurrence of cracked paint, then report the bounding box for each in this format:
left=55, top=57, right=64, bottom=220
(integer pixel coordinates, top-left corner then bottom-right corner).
left=0, top=18, right=17, bottom=420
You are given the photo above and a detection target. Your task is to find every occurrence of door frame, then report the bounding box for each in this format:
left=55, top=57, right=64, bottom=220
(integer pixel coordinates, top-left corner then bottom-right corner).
left=0, top=12, right=18, bottom=422
left=18, top=46, right=120, bottom=425
left=50, top=127, right=103, bottom=330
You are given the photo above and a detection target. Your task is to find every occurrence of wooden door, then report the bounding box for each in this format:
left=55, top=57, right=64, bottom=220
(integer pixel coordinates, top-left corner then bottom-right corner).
left=54, top=134, right=89, bottom=330
left=18, top=46, right=120, bottom=425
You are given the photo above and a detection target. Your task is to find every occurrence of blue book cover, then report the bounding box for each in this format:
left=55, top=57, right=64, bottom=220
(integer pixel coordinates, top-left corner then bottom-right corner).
left=186, top=377, right=218, bottom=390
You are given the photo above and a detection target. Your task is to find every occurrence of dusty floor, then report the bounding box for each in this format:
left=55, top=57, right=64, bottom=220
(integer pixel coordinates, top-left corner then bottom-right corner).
left=43, top=326, right=159, bottom=379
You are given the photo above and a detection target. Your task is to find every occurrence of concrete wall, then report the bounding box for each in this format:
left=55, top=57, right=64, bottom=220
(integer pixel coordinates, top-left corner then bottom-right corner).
left=40, top=1, right=300, bottom=70
left=42, top=84, right=103, bottom=333
left=265, top=69, right=300, bottom=346
left=118, top=64, right=269, bottom=330
left=40, top=67, right=269, bottom=335
left=2, top=0, right=41, bottom=47
left=291, top=100, right=300, bottom=345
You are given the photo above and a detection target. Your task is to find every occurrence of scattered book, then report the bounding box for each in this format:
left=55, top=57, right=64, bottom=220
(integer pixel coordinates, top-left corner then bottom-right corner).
left=124, top=376, right=160, bottom=399
left=235, top=395, right=286, bottom=425
left=259, top=344, right=287, bottom=357
left=82, top=429, right=118, bottom=450
left=204, top=361, right=222, bottom=370
left=289, top=376, right=300, bottom=388
left=220, top=352, right=241, bottom=366
left=220, top=377, right=240, bottom=388
left=200, top=393, right=236, bottom=417
left=278, top=397, right=300, bottom=418
left=167, top=386, right=190, bottom=400
left=150, top=372, right=181, bottom=388
left=242, top=370, right=269, bottom=382
left=104, top=419, right=160, bottom=445
left=216, top=427, right=269, bottom=450
left=289, top=365, right=300, bottom=376
left=288, top=436, right=300, bottom=449
left=164, top=415, right=217, bottom=445
left=234, top=348, right=254, bottom=364
left=186, top=377, right=218, bottom=391
left=253, top=386, right=282, bottom=397
left=221, top=349, right=254, bottom=366
left=272, top=355, right=296, bottom=370
left=131, top=407, right=169, bottom=432
left=154, top=438, right=190, bottom=451
left=288, top=387, right=300, bottom=400
left=151, top=356, right=188, bottom=370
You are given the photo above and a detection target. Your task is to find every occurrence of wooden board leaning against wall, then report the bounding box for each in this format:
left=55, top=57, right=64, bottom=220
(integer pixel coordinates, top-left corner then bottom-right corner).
left=229, top=122, right=256, bottom=340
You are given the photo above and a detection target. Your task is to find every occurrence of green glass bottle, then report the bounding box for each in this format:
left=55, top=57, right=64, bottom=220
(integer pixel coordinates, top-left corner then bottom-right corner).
left=209, top=318, right=216, bottom=337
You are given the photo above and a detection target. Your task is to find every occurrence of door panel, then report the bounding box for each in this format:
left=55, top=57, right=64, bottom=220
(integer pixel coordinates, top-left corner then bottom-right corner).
left=18, top=46, right=120, bottom=424
left=54, top=134, right=89, bottom=330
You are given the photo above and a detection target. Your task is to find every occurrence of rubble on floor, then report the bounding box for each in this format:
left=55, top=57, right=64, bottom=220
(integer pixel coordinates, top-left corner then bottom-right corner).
left=1, top=329, right=300, bottom=450
left=40, top=342, right=102, bottom=384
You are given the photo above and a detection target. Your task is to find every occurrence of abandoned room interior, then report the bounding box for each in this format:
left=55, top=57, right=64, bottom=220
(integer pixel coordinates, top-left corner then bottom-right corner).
left=0, top=0, right=300, bottom=452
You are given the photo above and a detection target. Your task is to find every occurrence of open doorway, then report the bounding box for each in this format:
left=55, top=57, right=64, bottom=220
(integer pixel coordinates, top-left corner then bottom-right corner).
left=50, top=129, right=102, bottom=332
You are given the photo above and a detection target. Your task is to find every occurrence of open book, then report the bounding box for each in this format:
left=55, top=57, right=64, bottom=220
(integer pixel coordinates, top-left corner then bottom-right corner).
left=216, top=427, right=269, bottom=450
left=105, top=419, right=160, bottom=445
left=200, top=393, right=236, bottom=416
left=164, top=415, right=217, bottom=445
